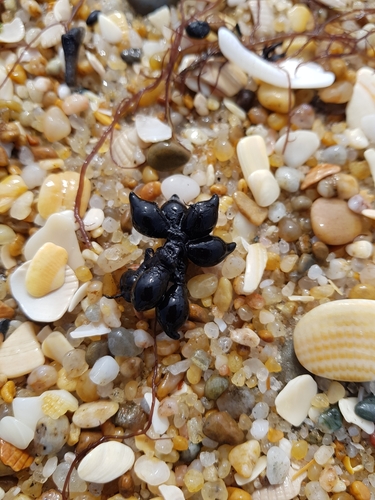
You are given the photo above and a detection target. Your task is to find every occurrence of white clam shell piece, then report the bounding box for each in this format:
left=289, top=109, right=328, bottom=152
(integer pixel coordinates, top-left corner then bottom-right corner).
left=0, top=18, right=25, bottom=43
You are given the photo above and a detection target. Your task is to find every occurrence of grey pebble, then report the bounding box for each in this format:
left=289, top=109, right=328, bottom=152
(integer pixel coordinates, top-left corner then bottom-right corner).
left=216, top=385, right=255, bottom=420
left=204, top=375, right=229, bottom=400
left=108, top=327, right=143, bottom=357
left=85, top=340, right=109, bottom=367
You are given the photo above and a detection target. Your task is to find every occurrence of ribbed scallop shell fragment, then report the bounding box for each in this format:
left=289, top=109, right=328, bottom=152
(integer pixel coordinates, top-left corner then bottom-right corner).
left=293, top=299, right=375, bottom=382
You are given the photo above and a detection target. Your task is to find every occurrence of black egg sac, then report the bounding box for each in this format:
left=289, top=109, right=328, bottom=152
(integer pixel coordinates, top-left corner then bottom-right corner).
left=85, top=10, right=101, bottom=26
left=186, top=20, right=210, bottom=39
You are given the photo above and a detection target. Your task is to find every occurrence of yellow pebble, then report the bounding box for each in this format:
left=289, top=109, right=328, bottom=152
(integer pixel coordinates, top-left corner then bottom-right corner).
left=67, top=422, right=81, bottom=446
left=267, top=428, right=284, bottom=443
left=311, top=393, right=329, bottom=409
left=8, top=64, right=27, bottom=85
left=291, top=440, right=308, bottom=460
left=0, top=380, right=16, bottom=403
left=264, top=357, right=282, bottom=373
left=265, top=252, right=280, bottom=271
left=349, top=283, right=375, bottom=300
left=142, top=166, right=159, bottom=183
left=227, top=487, right=252, bottom=500
left=57, top=368, right=77, bottom=392
left=288, top=4, right=312, bottom=32
left=187, top=364, right=202, bottom=385
left=75, top=266, right=93, bottom=282
left=349, top=480, right=371, bottom=500
left=269, top=153, right=284, bottom=168
left=183, top=469, right=204, bottom=493
left=173, top=435, right=189, bottom=451
left=93, top=111, right=120, bottom=130
left=228, top=351, right=243, bottom=372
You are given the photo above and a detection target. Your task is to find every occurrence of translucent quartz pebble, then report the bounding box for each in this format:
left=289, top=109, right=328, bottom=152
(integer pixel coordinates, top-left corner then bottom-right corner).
left=133, top=329, right=154, bottom=349
left=108, top=327, right=142, bottom=356
left=24, top=211, right=85, bottom=270
left=70, top=322, right=111, bottom=339
left=72, top=401, right=119, bottom=428
left=0, top=175, right=27, bottom=214
left=338, top=397, right=375, bottom=434
left=159, top=484, right=185, bottom=500
left=161, top=175, right=200, bottom=203
left=53, top=462, right=86, bottom=493
left=237, top=135, right=270, bottom=179
left=10, top=261, right=78, bottom=323
left=83, top=208, right=104, bottom=231
left=134, top=455, right=170, bottom=486
left=135, top=115, right=172, bottom=143
left=294, top=299, right=375, bottom=381
left=12, top=397, right=44, bottom=431
left=41, top=390, right=79, bottom=419
left=78, top=441, right=134, bottom=483
left=275, top=131, right=320, bottom=169
left=252, top=466, right=306, bottom=500
left=0, top=322, right=44, bottom=377
left=89, top=356, right=119, bottom=385
left=266, top=446, right=290, bottom=485
left=275, top=374, right=317, bottom=427
left=247, top=170, right=280, bottom=207
left=42, top=331, right=73, bottom=363
left=144, top=392, right=169, bottom=434
left=0, top=417, right=34, bottom=449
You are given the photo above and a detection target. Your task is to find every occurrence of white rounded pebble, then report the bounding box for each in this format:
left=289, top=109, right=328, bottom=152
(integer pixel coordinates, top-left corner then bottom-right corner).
left=275, top=374, right=317, bottom=427
left=78, top=441, right=135, bottom=483
left=43, top=456, right=58, bottom=478
left=133, top=329, right=154, bottom=349
left=237, top=135, right=270, bottom=179
left=21, top=163, right=47, bottom=189
left=0, top=18, right=25, bottom=43
left=247, top=169, right=280, bottom=207
left=98, top=14, right=123, bottom=44
left=275, top=131, right=320, bottom=168
left=338, top=397, right=375, bottom=434
left=0, top=416, right=34, bottom=449
left=250, top=419, right=269, bottom=439
left=159, top=484, right=184, bottom=500
left=53, top=0, right=71, bottom=22
left=345, top=127, right=369, bottom=149
left=144, top=392, right=169, bottom=434
left=89, top=356, right=119, bottom=386
left=161, top=174, right=200, bottom=203
left=346, top=240, right=373, bottom=259
left=184, top=127, right=208, bottom=146
left=134, top=455, right=170, bottom=486
left=12, top=396, right=44, bottom=432
left=83, top=208, right=105, bottom=231
left=268, top=202, right=287, bottom=223
left=9, top=191, right=34, bottom=220
left=266, top=446, right=290, bottom=485
left=275, top=167, right=303, bottom=193
left=135, top=115, right=172, bottom=143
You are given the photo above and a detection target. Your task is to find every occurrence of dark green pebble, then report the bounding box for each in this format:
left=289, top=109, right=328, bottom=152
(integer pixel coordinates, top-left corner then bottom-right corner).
left=318, top=407, right=343, bottom=433
left=204, top=375, right=229, bottom=400
left=85, top=340, right=109, bottom=367
left=127, top=0, right=178, bottom=16
left=147, top=141, right=191, bottom=172
left=355, top=396, right=375, bottom=422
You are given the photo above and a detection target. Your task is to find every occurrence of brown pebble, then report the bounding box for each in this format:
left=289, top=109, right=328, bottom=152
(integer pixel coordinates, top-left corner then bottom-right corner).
left=278, top=217, right=302, bottom=242
left=0, top=147, right=8, bottom=167
left=257, top=83, right=295, bottom=113
left=146, top=141, right=191, bottom=172
left=233, top=191, right=268, bottom=226
left=312, top=241, right=329, bottom=263
left=301, top=163, right=341, bottom=190
left=31, top=146, right=58, bottom=160
left=318, top=81, right=353, bottom=104
left=189, top=303, right=209, bottom=323
left=0, top=302, right=14, bottom=319
left=248, top=106, right=268, bottom=124
left=331, top=493, right=354, bottom=500
left=118, top=471, right=134, bottom=498
left=76, top=431, right=102, bottom=454
left=138, top=181, right=161, bottom=201
left=0, top=123, right=20, bottom=143
left=311, top=198, right=363, bottom=245
left=335, top=173, right=359, bottom=200
left=157, top=372, right=184, bottom=399
left=203, top=411, right=244, bottom=445
left=349, top=480, right=371, bottom=500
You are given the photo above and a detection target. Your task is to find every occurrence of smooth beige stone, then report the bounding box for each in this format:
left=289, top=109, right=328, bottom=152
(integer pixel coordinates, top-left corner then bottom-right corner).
left=228, top=440, right=260, bottom=478
left=72, top=401, right=119, bottom=428
left=311, top=198, right=363, bottom=245
left=43, top=106, right=71, bottom=142
left=233, top=191, right=268, bottom=226
left=0, top=322, right=44, bottom=377
left=319, top=80, right=353, bottom=104
left=257, top=83, right=295, bottom=113
left=42, top=331, right=74, bottom=364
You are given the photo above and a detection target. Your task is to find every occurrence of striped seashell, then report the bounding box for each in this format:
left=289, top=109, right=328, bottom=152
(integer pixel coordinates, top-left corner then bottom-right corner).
left=294, top=299, right=375, bottom=382
left=0, top=438, right=33, bottom=471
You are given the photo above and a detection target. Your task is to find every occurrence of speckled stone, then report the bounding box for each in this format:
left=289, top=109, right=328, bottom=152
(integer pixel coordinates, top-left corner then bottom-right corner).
left=318, top=407, right=343, bottom=433
left=34, top=415, right=69, bottom=456
left=115, top=402, right=147, bottom=431
left=311, top=198, right=363, bottom=245
left=127, top=0, right=178, bottom=16
left=203, top=411, right=244, bottom=445
left=204, top=375, right=229, bottom=400
left=72, top=401, right=119, bottom=428
left=355, top=397, right=375, bottom=422
left=146, top=141, right=191, bottom=172
left=216, top=385, right=255, bottom=420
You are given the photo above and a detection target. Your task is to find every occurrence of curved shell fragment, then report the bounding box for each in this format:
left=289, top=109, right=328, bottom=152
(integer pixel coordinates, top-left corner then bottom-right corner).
left=0, top=18, right=25, bottom=43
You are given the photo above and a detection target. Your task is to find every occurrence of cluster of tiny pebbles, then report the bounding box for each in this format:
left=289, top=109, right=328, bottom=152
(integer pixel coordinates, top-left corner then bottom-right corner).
left=2, top=0, right=375, bottom=499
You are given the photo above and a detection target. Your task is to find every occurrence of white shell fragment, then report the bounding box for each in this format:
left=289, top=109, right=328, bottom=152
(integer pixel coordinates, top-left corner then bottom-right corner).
left=0, top=322, right=44, bottom=378
left=53, top=0, right=71, bottom=22
left=237, top=136, right=270, bottom=179
left=242, top=241, right=268, bottom=294
left=148, top=6, right=171, bottom=32
left=218, top=28, right=335, bottom=89
left=338, top=397, right=375, bottom=434
left=294, top=299, right=375, bottom=382
left=247, top=170, right=280, bottom=207
left=346, top=67, right=375, bottom=130
left=83, top=208, right=105, bottom=231
left=0, top=18, right=25, bottom=43
left=111, top=127, right=146, bottom=168
left=134, top=455, right=170, bottom=486
left=275, top=374, right=318, bottom=427
left=275, top=131, right=320, bottom=168
left=69, top=322, right=111, bottom=339
left=85, top=51, right=106, bottom=79
left=77, top=441, right=135, bottom=483
left=235, top=455, right=267, bottom=486
left=68, top=282, right=90, bottom=312
left=42, top=331, right=73, bottom=363
left=98, top=14, right=123, bottom=44
left=13, top=396, right=44, bottom=432
left=0, top=416, right=34, bottom=450
left=10, top=261, right=78, bottom=323
left=144, top=392, right=169, bottom=435
left=252, top=467, right=306, bottom=500
left=159, top=485, right=184, bottom=500
left=135, top=115, right=172, bottom=143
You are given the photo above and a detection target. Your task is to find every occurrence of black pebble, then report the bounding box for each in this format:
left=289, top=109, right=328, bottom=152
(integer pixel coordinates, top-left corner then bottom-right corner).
left=86, top=10, right=101, bottom=26
left=235, top=89, right=255, bottom=112
left=127, top=0, right=178, bottom=16
left=0, top=319, right=10, bottom=336
left=120, top=48, right=142, bottom=65
left=186, top=20, right=210, bottom=39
